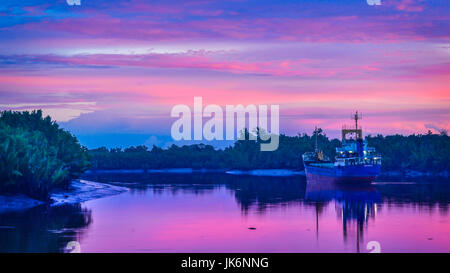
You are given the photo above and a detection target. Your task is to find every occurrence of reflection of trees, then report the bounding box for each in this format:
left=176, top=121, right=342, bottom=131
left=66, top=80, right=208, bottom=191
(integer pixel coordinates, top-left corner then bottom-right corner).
left=225, top=176, right=307, bottom=213
left=375, top=177, right=450, bottom=214
left=0, top=204, right=92, bottom=252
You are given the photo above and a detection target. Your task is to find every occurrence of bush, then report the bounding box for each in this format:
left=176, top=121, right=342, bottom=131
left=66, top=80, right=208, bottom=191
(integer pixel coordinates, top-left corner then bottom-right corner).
left=0, top=110, right=90, bottom=201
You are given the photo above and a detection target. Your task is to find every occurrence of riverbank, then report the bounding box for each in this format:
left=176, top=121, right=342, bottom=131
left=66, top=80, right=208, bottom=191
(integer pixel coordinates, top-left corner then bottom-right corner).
left=0, top=179, right=128, bottom=214
left=85, top=168, right=305, bottom=176
left=86, top=168, right=450, bottom=178
left=382, top=170, right=449, bottom=178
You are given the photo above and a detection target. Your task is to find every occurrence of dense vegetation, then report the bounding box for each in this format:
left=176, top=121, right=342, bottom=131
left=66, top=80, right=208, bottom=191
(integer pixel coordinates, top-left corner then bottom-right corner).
left=89, top=130, right=450, bottom=173
left=89, top=130, right=337, bottom=170
left=366, top=132, right=450, bottom=172
left=0, top=110, right=90, bottom=200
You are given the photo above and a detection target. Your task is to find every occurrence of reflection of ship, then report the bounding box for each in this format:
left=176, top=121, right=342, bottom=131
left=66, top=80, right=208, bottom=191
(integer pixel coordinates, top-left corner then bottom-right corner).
left=305, top=181, right=381, bottom=252
left=302, top=111, right=381, bottom=183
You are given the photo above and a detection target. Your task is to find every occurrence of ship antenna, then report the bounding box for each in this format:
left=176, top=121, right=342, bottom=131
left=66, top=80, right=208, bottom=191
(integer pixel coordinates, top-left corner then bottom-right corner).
left=352, top=111, right=362, bottom=130
left=352, top=111, right=362, bottom=138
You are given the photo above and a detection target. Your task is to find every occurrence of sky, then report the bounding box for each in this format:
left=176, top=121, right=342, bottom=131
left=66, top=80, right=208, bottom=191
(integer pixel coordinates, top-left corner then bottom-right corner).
left=0, top=0, right=449, bottom=148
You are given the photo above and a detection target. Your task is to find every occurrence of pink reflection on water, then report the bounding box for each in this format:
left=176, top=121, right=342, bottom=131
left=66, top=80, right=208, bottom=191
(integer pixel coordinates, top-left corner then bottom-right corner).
left=76, top=185, right=450, bottom=253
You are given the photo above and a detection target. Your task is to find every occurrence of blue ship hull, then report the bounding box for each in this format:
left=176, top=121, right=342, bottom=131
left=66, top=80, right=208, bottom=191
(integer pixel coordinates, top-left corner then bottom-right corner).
left=305, top=164, right=381, bottom=183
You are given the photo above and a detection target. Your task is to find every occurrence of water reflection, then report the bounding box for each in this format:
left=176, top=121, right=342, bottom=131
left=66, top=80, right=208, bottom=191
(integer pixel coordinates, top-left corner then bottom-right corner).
left=84, top=172, right=450, bottom=216
left=85, top=172, right=222, bottom=195
left=86, top=173, right=309, bottom=212
left=226, top=176, right=307, bottom=213
left=83, top=173, right=450, bottom=251
left=305, top=181, right=381, bottom=252
left=1, top=173, right=450, bottom=252
left=0, top=204, right=92, bottom=253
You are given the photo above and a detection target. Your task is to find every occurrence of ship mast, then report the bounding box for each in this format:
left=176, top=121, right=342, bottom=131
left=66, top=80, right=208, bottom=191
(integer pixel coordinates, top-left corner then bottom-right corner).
left=352, top=111, right=362, bottom=130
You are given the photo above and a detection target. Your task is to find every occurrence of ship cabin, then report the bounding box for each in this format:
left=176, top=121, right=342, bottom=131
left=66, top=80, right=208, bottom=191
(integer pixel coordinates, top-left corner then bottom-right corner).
left=335, top=141, right=381, bottom=167
left=335, top=123, right=381, bottom=167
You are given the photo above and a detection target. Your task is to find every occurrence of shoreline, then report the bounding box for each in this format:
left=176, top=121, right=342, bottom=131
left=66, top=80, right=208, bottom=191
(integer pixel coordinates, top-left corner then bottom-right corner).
left=0, top=179, right=128, bottom=214
left=85, top=168, right=450, bottom=178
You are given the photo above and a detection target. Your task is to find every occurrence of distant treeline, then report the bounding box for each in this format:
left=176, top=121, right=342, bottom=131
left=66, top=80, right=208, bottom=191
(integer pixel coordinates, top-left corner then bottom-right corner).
left=367, top=133, right=450, bottom=172
left=89, top=129, right=450, bottom=173
left=89, top=131, right=336, bottom=170
left=0, top=111, right=90, bottom=200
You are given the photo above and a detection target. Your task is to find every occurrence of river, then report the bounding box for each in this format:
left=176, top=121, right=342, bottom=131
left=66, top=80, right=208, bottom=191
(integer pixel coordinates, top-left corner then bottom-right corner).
left=1, top=172, right=450, bottom=253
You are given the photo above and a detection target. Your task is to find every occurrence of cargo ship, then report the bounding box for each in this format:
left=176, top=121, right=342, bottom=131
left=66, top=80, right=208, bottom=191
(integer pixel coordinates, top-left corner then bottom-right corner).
left=302, top=111, right=381, bottom=183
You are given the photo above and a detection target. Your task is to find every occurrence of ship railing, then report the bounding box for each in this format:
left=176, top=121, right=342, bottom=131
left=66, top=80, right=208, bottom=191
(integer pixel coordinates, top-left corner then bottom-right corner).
left=342, top=124, right=361, bottom=130
left=335, top=156, right=382, bottom=166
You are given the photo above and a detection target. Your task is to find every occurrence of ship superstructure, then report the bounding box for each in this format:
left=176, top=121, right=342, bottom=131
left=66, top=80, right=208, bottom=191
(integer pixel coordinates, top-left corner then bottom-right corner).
left=302, top=112, right=381, bottom=183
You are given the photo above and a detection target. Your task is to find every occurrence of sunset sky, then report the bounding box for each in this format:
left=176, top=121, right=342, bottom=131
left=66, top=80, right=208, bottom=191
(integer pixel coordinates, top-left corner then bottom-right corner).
left=1, top=0, right=449, bottom=148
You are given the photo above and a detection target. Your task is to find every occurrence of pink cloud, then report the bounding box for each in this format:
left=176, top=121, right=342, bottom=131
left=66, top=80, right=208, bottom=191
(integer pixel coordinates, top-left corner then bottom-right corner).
left=190, top=9, right=223, bottom=16
left=4, top=49, right=449, bottom=81
left=388, top=0, right=425, bottom=12
left=6, top=12, right=448, bottom=43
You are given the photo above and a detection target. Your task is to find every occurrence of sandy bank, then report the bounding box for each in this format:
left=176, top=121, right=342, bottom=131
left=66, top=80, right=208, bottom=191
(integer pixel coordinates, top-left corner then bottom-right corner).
left=0, top=180, right=128, bottom=214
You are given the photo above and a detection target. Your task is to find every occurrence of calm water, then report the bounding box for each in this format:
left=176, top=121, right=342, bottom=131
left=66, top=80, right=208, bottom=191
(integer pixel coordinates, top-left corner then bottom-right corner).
left=1, top=173, right=450, bottom=253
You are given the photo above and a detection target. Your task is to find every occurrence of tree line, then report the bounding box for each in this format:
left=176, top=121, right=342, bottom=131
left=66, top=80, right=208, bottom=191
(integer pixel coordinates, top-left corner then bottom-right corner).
left=89, top=129, right=450, bottom=173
